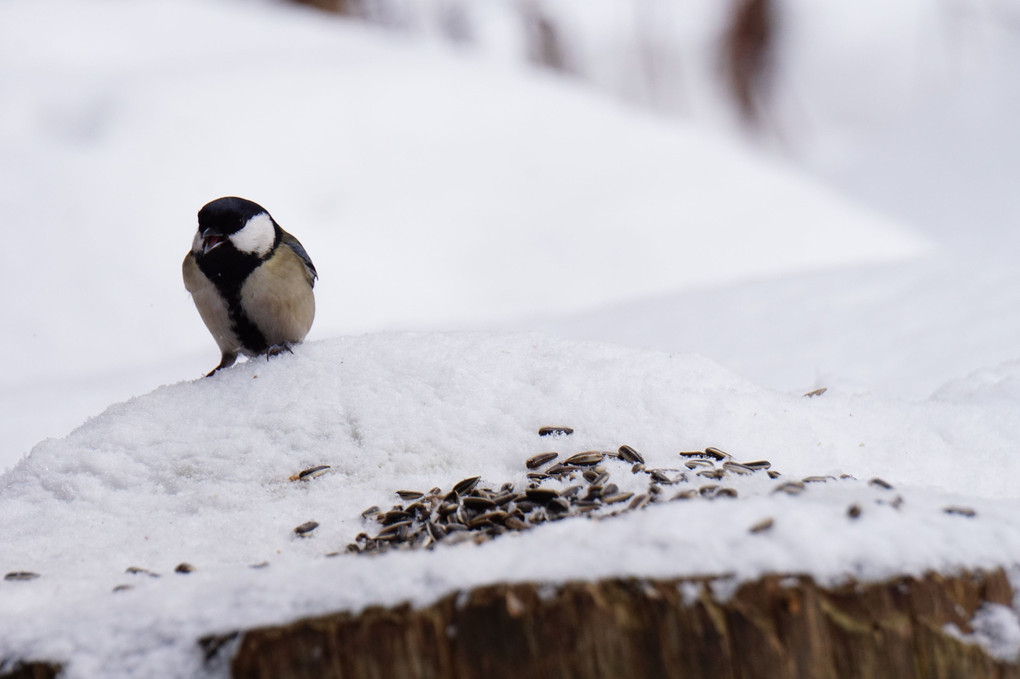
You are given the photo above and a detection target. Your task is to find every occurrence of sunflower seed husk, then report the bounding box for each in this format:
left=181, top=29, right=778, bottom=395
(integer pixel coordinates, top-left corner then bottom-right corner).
left=546, top=463, right=583, bottom=476
left=453, top=476, right=481, bottom=495
left=547, top=497, right=571, bottom=513
left=560, top=485, right=583, bottom=499
left=126, top=566, right=160, bottom=577
left=292, top=465, right=331, bottom=481
left=4, top=571, right=39, bottom=582
left=526, top=452, right=559, bottom=469
left=944, top=506, right=976, bottom=518
left=538, top=426, right=573, bottom=437
left=703, top=447, right=731, bottom=461
left=743, top=460, right=772, bottom=470
left=381, top=510, right=412, bottom=525
left=749, top=517, right=774, bottom=533
left=377, top=520, right=413, bottom=537
left=602, top=492, right=635, bottom=505
left=505, top=516, right=529, bottom=530
left=565, top=451, right=604, bottom=466
left=649, top=469, right=672, bottom=484
left=463, top=496, right=497, bottom=511
left=294, top=521, right=319, bottom=536
left=437, top=502, right=459, bottom=517
left=426, top=521, right=447, bottom=540
left=723, top=461, right=755, bottom=475
left=869, top=478, right=894, bottom=490
left=406, top=502, right=430, bottom=517
left=685, top=459, right=715, bottom=470
left=396, top=490, right=424, bottom=501
left=474, top=510, right=508, bottom=524
left=361, top=505, right=381, bottom=518
left=618, top=444, right=645, bottom=464
left=628, top=494, right=649, bottom=510
left=525, top=487, right=560, bottom=504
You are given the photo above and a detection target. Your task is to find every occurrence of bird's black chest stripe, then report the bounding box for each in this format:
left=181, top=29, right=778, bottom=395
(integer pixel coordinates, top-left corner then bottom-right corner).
left=196, top=252, right=269, bottom=354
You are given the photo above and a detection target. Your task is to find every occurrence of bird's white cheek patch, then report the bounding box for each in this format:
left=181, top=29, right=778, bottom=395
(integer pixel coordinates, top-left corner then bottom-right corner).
left=191, top=230, right=205, bottom=254
left=229, top=212, right=276, bottom=257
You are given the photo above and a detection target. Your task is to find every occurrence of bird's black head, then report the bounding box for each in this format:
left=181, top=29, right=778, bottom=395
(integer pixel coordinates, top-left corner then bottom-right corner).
left=193, top=196, right=281, bottom=259
left=192, top=196, right=282, bottom=288
left=197, top=197, right=268, bottom=237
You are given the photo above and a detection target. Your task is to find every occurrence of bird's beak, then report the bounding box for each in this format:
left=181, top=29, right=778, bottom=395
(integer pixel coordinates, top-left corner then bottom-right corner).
left=202, top=234, right=226, bottom=254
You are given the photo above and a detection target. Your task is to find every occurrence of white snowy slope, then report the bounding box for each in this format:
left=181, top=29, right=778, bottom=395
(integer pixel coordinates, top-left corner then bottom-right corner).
left=0, top=0, right=924, bottom=470
left=3, top=334, right=1020, bottom=677
left=528, top=248, right=1020, bottom=399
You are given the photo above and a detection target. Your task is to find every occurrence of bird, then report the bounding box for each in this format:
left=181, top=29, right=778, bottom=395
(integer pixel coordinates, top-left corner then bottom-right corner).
left=183, top=196, right=317, bottom=376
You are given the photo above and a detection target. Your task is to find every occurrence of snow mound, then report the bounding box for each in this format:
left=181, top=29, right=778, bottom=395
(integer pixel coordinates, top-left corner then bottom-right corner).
left=3, top=333, right=1020, bottom=678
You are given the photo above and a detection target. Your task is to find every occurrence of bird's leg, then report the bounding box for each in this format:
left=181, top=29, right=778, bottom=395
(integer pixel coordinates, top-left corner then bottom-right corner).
left=206, top=352, right=238, bottom=377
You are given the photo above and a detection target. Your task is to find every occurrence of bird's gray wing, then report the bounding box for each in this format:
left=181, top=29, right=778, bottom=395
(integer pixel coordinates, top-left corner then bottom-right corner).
left=281, top=230, right=318, bottom=287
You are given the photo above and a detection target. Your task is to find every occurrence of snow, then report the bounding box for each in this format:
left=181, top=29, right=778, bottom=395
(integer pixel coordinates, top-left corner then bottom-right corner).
left=947, top=599, right=1020, bottom=663
left=5, top=333, right=1020, bottom=677
left=3, top=0, right=1020, bottom=675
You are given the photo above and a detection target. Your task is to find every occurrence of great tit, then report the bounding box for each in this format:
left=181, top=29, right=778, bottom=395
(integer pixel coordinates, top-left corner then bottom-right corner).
left=183, top=197, right=317, bottom=376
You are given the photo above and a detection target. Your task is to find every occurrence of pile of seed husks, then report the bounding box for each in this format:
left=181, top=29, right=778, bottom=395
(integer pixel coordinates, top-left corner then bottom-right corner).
left=342, top=441, right=789, bottom=556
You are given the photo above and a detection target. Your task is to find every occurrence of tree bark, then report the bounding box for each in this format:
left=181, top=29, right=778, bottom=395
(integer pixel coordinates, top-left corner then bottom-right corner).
left=226, top=568, right=1019, bottom=679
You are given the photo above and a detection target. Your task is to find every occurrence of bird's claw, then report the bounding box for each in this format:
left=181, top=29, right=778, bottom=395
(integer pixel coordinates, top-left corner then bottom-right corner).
left=265, top=343, right=295, bottom=360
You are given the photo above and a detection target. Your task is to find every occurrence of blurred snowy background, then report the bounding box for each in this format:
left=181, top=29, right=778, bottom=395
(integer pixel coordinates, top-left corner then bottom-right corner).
left=2, top=0, right=1019, bottom=467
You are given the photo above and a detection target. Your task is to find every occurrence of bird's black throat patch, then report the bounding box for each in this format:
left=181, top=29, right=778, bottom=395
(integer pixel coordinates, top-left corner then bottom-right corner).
left=196, top=248, right=269, bottom=355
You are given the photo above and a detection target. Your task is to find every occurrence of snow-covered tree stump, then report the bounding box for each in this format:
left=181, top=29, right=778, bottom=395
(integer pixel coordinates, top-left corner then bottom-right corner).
left=225, top=568, right=1017, bottom=679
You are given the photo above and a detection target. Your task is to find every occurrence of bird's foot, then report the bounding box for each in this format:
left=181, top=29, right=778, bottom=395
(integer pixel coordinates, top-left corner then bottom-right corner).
left=264, top=343, right=295, bottom=361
